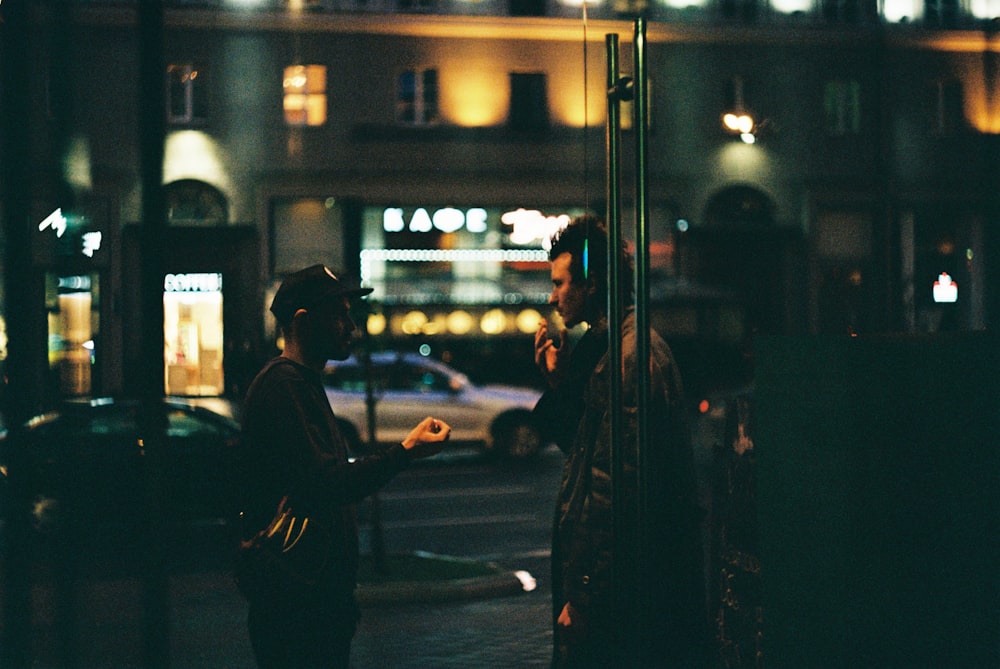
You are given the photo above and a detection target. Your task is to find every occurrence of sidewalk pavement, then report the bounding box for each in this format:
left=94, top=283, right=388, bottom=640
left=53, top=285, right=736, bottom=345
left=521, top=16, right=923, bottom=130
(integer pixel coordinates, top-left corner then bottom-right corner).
left=356, top=565, right=535, bottom=606
left=21, top=556, right=547, bottom=668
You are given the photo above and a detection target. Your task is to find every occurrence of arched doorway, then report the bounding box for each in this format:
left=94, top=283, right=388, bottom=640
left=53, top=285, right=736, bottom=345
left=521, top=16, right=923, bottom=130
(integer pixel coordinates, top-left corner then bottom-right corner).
left=164, top=179, right=228, bottom=226
left=686, top=185, right=803, bottom=336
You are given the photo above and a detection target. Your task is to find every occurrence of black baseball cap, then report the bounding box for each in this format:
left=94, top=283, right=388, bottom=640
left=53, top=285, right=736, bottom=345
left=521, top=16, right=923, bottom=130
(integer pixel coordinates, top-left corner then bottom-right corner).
left=270, top=264, right=373, bottom=325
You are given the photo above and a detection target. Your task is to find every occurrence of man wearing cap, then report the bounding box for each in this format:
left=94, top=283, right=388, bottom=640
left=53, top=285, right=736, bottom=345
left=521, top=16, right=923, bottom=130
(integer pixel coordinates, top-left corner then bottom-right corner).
left=238, top=264, right=451, bottom=668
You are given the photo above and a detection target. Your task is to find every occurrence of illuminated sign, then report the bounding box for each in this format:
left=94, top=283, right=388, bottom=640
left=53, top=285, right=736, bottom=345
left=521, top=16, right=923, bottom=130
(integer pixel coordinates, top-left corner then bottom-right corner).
left=500, top=209, right=571, bottom=248
left=164, top=273, right=223, bottom=293
left=36, top=208, right=104, bottom=260
left=932, top=272, right=957, bottom=303
left=58, top=275, right=92, bottom=292
left=379, top=206, right=577, bottom=249
left=82, top=232, right=103, bottom=258
left=383, top=207, right=488, bottom=234
left=39, top=208, right=68, bottom=237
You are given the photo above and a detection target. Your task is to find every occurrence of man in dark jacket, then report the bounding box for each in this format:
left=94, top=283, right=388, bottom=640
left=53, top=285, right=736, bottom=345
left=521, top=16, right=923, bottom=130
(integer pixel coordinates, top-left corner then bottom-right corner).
left=239, top=264, right=450, bottom=668
left=533, top=217, right=706, bottom=668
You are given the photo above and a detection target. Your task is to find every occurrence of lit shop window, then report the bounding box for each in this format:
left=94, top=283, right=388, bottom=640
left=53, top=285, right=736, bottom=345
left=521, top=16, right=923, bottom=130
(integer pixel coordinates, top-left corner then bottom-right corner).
left=164, top=273, right=224, bottom=397
left=397, top=69, right=439, bottom=126
left=47, top=273, right=100, bottom=397
left=283, top=65, right=327, bottom=127
left=167, top=64, right=208, bottom=125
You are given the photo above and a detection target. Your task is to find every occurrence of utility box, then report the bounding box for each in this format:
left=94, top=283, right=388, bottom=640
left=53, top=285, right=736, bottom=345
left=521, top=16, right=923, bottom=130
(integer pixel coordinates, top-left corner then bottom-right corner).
left=754, top=333, right=999, bottom=668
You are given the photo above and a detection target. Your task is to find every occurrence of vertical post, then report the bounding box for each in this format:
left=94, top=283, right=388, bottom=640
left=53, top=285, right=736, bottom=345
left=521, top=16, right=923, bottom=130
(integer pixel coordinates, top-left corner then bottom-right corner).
left=632, top=16, right=654, bottom=651
left=138, top=3, right=170, bottom=667
left=1, top=2, right=41, bottom=666
left=604, top=31, right=631, bottom=655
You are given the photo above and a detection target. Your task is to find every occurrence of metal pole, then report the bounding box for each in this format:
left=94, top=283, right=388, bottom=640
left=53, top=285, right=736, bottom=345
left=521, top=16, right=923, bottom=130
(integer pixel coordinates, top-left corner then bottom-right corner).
left=604, top=31, right=631, bottom=655
left=138, top=3, right=170, bottom=667
left=1, top=2, right=42, bottom=665
left=633, top=16, right=654, bottom=653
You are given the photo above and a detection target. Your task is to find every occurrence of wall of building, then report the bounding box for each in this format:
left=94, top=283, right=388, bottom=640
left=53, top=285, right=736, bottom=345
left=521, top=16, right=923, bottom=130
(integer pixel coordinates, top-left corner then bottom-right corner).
left=10, top=3, right=997, bottom=400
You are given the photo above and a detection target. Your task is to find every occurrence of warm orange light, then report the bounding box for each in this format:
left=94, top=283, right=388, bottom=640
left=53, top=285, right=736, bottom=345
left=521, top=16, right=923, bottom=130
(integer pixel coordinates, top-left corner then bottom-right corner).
left=723, top=112, right=754, bottom=134
left=439, top=48, right=507, bottom=127
left=446, top=310, right=475, bottom=335
left=480, top=309, right=508, bottom=335
left=548, top=56, right=607, bottom=128
left=366, top=313, right=387, bottom=336
left=516, top=309, right=544, bottom=334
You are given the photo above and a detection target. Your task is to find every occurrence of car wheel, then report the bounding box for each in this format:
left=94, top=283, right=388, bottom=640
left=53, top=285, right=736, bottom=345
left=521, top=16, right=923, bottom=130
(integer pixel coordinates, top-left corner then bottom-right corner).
left=488, top=410, right=542, bottom=462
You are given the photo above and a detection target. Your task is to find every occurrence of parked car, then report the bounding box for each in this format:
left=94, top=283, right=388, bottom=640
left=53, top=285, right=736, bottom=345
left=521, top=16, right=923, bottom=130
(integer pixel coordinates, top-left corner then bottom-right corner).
left=0, top=397, right=241, bottom=537
left=323, top=351, right=545, bottom=460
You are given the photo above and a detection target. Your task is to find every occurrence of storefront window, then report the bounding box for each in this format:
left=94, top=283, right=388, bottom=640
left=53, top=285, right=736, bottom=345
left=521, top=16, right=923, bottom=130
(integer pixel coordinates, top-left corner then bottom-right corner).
left=163, top=273, right=224, bottom=396
left=360, top=204, right=580, bottom=307
left=46, top=273, right=99, bottom=397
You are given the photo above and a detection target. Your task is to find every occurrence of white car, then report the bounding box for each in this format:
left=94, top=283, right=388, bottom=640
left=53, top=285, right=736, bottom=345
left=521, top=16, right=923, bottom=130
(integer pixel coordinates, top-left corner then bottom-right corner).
left=323, top=351, right=545, bottom=460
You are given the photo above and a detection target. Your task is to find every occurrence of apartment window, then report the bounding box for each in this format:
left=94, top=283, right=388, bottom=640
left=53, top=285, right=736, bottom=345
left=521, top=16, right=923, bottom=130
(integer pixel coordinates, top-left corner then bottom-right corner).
left=720, top=0, right=759, bottom=22
left=397, top=0, right=435, bottom=10
left=509, top=0, right=546, bottom=15
left=167, top=63, right=208, bottom=125
left=283, top=65, right=327, bottom=127
left=508, top=73, right=549, bottom=132
left=397, top=69, right=439, bottom=126
left=823, top=79, right=861, bottom=136
left=924, top=0, right=959, bottom=26
left=929, top=79, right=964, bottom=135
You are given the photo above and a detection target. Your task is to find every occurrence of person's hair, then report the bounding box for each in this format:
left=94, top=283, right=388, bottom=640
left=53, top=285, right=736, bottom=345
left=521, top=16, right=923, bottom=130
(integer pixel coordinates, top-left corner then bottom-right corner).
left=548, top=214, right=633, bottom=304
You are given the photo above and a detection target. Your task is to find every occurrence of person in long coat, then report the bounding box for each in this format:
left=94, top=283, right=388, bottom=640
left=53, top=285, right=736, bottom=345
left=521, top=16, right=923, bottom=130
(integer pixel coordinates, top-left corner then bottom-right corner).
left=533, top=216, right=707, bottom=668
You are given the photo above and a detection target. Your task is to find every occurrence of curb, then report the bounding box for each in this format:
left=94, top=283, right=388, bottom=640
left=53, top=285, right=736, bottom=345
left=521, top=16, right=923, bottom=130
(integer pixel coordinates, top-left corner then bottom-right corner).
left=356, top=570, right=531, bottom=607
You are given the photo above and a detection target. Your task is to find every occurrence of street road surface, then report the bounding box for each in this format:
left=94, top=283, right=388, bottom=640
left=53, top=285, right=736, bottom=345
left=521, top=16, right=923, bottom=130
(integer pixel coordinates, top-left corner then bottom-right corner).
left=16, top=445, right=565, bottom=668
left=350, top=445, right=564, bottom=668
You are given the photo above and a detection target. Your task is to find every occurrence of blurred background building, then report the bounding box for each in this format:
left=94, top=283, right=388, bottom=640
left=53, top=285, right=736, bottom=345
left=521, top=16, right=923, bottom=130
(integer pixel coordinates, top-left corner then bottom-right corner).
left=2, top=0, right=997, bottom=404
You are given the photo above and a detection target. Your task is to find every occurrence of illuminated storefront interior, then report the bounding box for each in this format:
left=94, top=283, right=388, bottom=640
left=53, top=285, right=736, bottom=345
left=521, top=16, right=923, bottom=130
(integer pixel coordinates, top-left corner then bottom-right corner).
left=358, top=204, right=583, bottom=338
left=47, top=273, right=99, bottom=396
left=163, top=272, right=224, bottom=396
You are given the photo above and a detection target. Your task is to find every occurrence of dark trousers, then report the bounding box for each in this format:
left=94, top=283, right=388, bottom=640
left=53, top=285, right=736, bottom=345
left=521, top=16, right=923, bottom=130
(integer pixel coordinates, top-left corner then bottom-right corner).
left=248, top=596, right=359, bottom=669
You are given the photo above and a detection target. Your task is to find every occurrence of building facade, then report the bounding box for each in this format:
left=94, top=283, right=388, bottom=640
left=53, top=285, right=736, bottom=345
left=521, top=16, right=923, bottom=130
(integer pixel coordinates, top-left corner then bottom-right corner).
left=3, top=0, right=997, bottom=402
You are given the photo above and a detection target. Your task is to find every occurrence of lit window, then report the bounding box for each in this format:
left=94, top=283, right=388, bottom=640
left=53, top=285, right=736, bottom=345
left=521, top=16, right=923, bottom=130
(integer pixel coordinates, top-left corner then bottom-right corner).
left=397, top=69, right=439, bottom=126
left=283, top=65, right=327, bottom=127
left=167, top=63, right=208, bottom=125
left=823, top=80, right=861, bottom=136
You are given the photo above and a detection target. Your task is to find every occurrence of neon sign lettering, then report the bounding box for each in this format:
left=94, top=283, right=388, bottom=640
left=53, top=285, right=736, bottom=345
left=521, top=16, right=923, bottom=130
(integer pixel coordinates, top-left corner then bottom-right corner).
left=38, top=208, right=68, bottom=238
left=383, top=207, right=488, bottom=234
left=164, top=273, right=223, bottom=293
left=932, top=272, right=957, bottom=303
left=500, top=209, right=571, bottom=249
